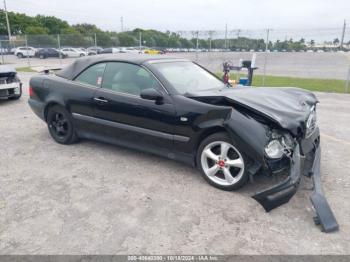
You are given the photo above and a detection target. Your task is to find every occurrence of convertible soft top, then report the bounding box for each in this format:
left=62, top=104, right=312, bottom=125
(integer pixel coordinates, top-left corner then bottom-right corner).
left=56, top=54, right=188, bottom=80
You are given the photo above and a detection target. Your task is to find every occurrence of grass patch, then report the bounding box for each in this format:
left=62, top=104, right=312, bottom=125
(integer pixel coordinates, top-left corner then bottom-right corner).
left=217, top=72, right=349, bottom=93
left=15, top=67, right=36, bottom=72
left=252, top=74, right=348, bottom=93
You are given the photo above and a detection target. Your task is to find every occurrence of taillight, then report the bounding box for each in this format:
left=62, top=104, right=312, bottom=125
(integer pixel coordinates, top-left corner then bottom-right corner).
left=29, top=86, right=34, bottom=97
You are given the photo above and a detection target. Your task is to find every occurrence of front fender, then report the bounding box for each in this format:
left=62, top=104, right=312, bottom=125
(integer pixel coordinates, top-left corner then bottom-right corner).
left=224, top=108, right=269, bottom=164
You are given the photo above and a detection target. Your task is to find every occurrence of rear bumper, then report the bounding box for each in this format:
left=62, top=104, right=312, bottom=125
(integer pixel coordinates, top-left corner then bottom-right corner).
left=28, top=98, right=45, bottom=121
left=252, top=130, right=339, bottom=233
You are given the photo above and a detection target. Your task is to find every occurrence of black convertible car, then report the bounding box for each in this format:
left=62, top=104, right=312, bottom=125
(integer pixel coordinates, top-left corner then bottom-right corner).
left=28, top=55, right=338, bottom=232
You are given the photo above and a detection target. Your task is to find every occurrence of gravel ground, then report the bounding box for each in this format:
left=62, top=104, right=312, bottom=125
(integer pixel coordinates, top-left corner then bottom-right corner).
left=2, top=51, right=350, bottom=80
left=0, top=73, right=349, bottom=254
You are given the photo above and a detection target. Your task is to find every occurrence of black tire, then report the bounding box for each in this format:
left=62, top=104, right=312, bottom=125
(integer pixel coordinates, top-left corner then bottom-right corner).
left=79, top=53, right=85, bottom=57
left=196, top=132, right=249, bottom=191
left=46, top=105, right=79, bottom=145
left=17, top=53, right=23, bottom=58
left=39, top=54, right=45, bottom=59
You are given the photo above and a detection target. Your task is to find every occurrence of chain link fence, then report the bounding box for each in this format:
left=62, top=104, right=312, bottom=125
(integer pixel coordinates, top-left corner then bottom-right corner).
left=0, top=28, right=349, bottom=93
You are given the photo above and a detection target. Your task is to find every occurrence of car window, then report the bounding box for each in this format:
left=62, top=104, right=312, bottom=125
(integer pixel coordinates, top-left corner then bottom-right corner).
left=74, top=63, right=106, bottom=87
left=153, top=61, right=224, bottom=94
left=102, top=62, right=161, bottom=96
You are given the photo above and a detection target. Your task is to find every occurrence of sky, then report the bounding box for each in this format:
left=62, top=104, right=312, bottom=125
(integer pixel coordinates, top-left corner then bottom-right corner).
left=4, top=0, right=350, bottom=41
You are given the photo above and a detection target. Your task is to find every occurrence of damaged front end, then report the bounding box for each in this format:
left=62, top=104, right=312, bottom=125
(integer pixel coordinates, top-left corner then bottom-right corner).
left=252, top=125, right=339, bottom=233
left=0, top=65, right=22, bottom=99
left=189, top=87, right=338, bottom=232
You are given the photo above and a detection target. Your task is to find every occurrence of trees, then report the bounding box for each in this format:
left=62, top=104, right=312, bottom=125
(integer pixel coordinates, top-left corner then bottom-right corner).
left=35, top=15, right=69, bottom=34
left=333, top=38, right=340, bottom=46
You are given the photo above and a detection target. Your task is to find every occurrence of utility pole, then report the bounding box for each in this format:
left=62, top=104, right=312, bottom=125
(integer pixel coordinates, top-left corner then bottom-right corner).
left=3, top=0, right=11, bottom=40
left=139, top=31, right=142, bottom=53
left=224, top=23, right=228, bottom=50
left=236, top=29, right=241, bottom=39
left=262, top=28, right=270, bottom=86
left=340, top=20, right=346, bottom=50
left=195, top=31, right=199, bottom=62
left=120, top=16, right=124, bottom=32
left=208, top=31, right=214, bottom=52
left=234, top=29, right=240, bottom=51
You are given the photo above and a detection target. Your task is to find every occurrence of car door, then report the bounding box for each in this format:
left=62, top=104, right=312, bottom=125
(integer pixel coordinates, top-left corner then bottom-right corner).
left=93, top=62, right=177, bottom=154
left=70, top=48, right=79, bottom=57
left=68, top=62, right=107, bottom=135
left=47, top=48, right=57, bottom=57
left=61, top=48, right=69, bottom=56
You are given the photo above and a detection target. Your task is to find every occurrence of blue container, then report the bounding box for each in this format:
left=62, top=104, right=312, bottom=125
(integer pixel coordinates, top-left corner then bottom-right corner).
left=239, top=77, right=248, bottom=86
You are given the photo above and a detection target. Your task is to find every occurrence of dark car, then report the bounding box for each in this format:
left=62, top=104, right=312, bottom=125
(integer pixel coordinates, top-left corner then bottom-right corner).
left=35, top=48, right=66, bottom=59
left=28, top=55, right=338, bottom=232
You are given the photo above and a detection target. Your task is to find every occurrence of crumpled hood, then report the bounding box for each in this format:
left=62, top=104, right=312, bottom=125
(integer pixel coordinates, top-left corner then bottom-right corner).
left=188, top=87, right=318, bottom=136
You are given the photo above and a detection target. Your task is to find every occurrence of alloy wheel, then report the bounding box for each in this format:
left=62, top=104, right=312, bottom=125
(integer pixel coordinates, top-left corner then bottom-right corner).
left=200, top=141, right=245, bottom=186
left=49, top=112, right=69, bottom=138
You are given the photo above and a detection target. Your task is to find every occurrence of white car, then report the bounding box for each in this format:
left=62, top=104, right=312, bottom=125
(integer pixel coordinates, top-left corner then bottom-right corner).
left=14, top=46, right=36, bottom=58
left=60, top=48, right=88, bottom=58
left=119, top=47, right=140, bottom=54
left=0, top=65, right=22, bottom=100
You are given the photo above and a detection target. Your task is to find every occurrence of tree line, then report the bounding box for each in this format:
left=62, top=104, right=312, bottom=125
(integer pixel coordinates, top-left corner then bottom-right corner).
left=0, top=10, right=321, bottom=51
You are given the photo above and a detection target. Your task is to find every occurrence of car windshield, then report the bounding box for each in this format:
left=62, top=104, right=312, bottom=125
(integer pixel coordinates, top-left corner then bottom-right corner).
left=153, top=61, right=224, bottom=94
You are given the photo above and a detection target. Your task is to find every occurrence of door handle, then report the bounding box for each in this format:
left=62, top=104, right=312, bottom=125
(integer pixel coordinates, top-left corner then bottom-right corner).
left=93, top=97, right=109, bottom=104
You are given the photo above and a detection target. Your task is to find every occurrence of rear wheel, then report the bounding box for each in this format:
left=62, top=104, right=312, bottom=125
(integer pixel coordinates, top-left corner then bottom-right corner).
left=17, top=53, right=23, bottom=58
left=196, top=132, right=248, bottom=190
left=46, top=105, right=78, bottom=144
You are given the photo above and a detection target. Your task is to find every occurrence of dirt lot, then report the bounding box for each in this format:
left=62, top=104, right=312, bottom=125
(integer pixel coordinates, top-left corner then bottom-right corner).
left=0, top=73, right=350, bottom=254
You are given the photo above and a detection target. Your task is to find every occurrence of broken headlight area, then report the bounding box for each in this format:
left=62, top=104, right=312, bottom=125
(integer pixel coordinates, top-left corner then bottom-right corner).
left=265, top=130, right=294, bottom=160
left=305, top=106, right=317, bottom=138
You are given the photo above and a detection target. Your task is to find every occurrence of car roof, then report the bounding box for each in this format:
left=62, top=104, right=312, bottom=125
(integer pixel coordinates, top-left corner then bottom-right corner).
left=56, top=54, right=190, bottom=80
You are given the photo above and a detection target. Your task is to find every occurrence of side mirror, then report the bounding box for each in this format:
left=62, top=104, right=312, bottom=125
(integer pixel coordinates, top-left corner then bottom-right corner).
left=140, top=88, right=163, bottom=102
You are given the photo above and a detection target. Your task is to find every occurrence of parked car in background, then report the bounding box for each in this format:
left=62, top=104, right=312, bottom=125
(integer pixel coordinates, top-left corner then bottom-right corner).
left=119, top=47, right=140, bottom=54
left=87, top=46, right=103, bottom=55
left=61, top=47, right=88, bottom=57
left=77, top=48, right=96, bottom=56
left=0, top=65, right=22, bottom=100
left=0, top=47, right=9, bottom=54
left=35, top=48, right=66, bottom=59
left=99, top=47, right=120, bottom=54
left=14, top=46, right=36, bottom=58
left=144, top=48, right=161, bottom=55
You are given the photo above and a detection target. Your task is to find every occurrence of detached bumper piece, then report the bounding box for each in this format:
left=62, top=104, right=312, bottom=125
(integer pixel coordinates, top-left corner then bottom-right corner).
left=309, top=146, right=339, bottom=232
left=252, top=144, right=301, bottom=212
left=252, top=144, right=339, bottom=233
